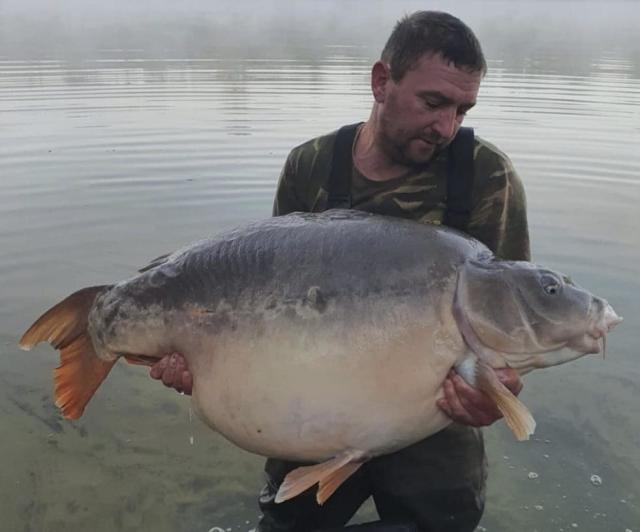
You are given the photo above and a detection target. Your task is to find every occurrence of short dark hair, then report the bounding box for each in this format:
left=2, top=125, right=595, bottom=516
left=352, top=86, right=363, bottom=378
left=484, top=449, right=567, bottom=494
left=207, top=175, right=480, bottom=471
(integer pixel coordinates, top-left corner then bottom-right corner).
left=381, top=11, right=487, bottom=81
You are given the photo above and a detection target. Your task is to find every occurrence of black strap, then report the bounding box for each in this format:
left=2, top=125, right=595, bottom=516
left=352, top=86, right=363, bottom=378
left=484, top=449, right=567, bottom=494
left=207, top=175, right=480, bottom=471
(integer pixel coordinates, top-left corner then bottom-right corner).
left=327, top=123, right=478, bottom=230
left=327, top=122, right=362, bottom=209
left=444, top=126, right=476, bottom=231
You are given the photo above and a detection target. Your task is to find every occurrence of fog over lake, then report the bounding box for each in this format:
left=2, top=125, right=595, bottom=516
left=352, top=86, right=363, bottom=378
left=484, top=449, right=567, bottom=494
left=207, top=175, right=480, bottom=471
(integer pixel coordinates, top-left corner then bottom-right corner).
left=1, top=1, right=639, bottom=531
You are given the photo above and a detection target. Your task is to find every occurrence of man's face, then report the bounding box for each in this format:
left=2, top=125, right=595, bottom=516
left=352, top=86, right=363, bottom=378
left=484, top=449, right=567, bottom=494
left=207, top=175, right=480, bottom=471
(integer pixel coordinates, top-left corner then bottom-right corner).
left=374, top=53, right=482, bottom=166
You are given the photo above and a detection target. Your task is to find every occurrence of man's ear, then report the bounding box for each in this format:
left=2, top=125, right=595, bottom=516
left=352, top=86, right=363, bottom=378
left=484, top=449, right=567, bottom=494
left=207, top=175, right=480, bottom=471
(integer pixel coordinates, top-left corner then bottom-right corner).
left=371, top=61, right=391, bottom=103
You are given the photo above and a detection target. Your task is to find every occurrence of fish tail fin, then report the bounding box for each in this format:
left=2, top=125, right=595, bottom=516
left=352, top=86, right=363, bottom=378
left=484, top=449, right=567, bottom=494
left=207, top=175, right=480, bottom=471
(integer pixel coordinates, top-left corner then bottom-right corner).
left=475, top=361, right=536, bottom=441
left=19, top=285, right=116, bottom=419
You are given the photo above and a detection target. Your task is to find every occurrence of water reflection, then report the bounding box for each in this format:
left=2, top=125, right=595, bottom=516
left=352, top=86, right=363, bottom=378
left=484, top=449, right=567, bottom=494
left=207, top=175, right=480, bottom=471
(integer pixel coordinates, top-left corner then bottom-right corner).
left=1, top=1, right=639, bottom=531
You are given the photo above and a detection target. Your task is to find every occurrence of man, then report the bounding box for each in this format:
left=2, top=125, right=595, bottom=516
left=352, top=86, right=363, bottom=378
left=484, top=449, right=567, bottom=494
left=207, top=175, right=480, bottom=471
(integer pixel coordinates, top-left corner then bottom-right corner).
left=151, top=11, right=528, bottom=532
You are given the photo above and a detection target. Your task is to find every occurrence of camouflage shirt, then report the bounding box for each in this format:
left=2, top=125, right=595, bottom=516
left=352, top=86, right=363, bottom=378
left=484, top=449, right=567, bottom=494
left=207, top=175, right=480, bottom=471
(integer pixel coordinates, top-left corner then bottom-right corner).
left=273, top=126, right=531, bottom=261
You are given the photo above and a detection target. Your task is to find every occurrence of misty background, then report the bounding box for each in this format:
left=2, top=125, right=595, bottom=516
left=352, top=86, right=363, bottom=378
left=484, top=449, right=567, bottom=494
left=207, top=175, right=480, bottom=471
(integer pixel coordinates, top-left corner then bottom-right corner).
left=2, top=0, right=640, bottom=76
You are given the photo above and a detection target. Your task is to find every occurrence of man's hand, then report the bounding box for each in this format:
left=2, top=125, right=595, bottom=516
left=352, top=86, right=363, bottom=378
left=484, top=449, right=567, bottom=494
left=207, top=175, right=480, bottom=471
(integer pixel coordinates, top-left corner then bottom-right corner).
left=149, top=353, right=193, bottom=396
left=436, top=367, right=523, bottom=427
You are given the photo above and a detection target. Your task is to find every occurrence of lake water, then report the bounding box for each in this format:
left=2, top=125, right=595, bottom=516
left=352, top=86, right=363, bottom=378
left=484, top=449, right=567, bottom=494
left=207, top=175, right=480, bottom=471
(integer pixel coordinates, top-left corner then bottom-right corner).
left=1, top=1, right=639, bottom=531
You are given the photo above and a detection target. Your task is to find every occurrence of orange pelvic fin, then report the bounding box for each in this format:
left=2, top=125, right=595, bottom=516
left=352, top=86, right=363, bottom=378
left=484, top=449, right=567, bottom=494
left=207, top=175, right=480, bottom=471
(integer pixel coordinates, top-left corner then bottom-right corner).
left=275, top=450, right=366, bottom=505
left=19, top=285, right=115, bottom=419
left=316, top=461, right=363, bottom=505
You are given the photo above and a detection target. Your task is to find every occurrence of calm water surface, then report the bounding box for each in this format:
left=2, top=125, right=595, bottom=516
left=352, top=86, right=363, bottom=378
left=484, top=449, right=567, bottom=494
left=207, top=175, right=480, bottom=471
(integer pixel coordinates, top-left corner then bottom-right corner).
left=1, top=1, right=639, bottom=531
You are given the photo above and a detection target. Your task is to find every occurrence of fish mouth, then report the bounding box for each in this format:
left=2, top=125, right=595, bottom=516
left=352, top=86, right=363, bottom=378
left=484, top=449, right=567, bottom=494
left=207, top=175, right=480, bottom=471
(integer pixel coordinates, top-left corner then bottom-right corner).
left=572, top=302, right=623, bottom=356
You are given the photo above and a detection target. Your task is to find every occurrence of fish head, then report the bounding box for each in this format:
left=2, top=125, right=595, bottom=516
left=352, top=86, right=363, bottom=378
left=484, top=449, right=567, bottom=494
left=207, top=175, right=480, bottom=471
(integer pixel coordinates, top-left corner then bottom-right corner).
left=456, top=260, right=623, bottom=369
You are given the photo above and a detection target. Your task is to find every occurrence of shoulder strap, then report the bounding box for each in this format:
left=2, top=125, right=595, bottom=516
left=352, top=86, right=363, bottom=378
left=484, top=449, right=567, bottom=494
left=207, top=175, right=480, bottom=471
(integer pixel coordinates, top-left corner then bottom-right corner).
left=326, top=122, right=362, bottom=209
left=444, top=126, right=476, bottom=231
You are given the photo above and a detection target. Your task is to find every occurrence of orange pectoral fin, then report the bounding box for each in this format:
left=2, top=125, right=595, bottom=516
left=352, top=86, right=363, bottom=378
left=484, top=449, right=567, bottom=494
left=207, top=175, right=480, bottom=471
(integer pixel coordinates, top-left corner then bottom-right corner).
left=54, top=333, right=117, bottom=419
left=475, top=360, right=536, bottom=441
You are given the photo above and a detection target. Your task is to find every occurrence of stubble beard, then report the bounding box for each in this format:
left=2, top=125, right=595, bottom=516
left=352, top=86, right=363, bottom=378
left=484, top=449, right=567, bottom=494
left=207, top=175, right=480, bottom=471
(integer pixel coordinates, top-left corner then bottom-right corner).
left=380, top=127, right=446, bottom=168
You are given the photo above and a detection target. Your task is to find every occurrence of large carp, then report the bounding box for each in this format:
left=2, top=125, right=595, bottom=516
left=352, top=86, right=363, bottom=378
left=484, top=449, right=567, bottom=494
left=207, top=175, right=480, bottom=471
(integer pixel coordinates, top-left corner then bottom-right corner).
left=20, top=210, right=622, bottom=504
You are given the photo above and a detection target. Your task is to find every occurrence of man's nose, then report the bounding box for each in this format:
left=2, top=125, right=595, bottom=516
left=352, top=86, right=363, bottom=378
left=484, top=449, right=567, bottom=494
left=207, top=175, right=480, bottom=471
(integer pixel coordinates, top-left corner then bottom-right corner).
left=432, top=107, right=458, bottom=139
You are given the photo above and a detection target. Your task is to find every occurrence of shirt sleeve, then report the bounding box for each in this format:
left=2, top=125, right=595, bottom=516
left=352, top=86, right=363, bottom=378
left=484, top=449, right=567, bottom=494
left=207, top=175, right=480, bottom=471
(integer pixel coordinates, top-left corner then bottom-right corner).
left=272, top=150, right=306, bottom=217
left=466, top=154, right=531, bottom=261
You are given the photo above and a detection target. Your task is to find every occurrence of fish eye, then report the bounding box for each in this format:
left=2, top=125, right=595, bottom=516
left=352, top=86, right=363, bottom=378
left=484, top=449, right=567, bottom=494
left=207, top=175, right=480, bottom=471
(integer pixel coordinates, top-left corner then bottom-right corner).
left=541, top=274, right=562, bottom=296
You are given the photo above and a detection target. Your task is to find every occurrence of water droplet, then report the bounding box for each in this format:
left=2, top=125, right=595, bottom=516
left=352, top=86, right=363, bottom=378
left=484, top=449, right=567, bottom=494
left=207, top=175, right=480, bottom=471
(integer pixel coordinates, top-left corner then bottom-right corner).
left=590, top=474, right=602, bottom=486
left=543, top=454, right=550, bottom=459
left=571, top=523, right=578, bottom=528
left=528, top=471, right=539, bottom=479
left=189, top=407, right=195, bottom=445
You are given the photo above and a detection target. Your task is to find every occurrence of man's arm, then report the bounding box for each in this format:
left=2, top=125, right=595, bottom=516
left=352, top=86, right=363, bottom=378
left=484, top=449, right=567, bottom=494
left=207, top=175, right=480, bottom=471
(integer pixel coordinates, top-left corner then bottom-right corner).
left=466, top=142, right=531, bottom=262
left=272, top=151, right=306, bottom=216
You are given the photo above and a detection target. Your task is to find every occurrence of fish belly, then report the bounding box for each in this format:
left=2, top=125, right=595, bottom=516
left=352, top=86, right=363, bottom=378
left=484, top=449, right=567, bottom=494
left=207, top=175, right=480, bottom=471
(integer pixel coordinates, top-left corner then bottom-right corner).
left=188, top=299, right=464, bottom=462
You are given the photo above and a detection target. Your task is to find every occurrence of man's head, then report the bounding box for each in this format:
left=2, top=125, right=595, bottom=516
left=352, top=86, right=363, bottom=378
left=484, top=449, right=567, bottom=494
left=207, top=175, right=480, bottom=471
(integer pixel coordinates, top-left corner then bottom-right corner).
left=371, top=11, right=486, bottom=166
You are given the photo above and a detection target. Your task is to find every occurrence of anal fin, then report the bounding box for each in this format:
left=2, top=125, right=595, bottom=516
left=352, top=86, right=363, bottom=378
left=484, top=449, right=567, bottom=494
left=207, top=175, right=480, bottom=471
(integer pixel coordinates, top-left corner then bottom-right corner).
left=475, top=360, right=536, bottom=441
left=122, top=353, right=159, bottom=367
left=275, top=450, right=367, bottom=505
